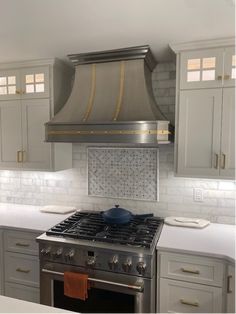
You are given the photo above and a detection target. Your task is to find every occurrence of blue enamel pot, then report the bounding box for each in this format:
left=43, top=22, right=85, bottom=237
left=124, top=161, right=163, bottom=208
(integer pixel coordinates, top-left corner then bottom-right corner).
left=102, top=205, right=132, bottom=224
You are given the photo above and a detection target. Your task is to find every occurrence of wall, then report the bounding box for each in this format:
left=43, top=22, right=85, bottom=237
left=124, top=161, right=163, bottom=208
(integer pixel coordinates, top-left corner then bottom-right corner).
left=0, top=63, right=235, bottom=224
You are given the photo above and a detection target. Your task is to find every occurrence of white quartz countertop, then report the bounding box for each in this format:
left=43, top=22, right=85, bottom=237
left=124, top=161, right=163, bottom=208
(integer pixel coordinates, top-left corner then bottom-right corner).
left=0, top=295, right=74, bottom=313
left=157, top=223, right=236, bottom=263
left=0, top=203, right=73, bottom=232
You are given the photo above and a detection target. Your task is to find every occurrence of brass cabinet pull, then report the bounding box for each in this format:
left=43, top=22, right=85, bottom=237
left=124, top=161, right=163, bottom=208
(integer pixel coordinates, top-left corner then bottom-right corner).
left=221, top=153, right=226, bottom=169
left=180, top=298, right=199, bottom=307
left=214, top=153, right=219, bottom=169
left=16, top=268, right=30, bottom=274
left=224, top=74, right=230, bottom=80
left=17, top=151, right=24, bottom=163
left=17, top=151, right=22, bottom=163
left=227, top=275, right=233, bottom=293
left=181, top=267, right=200, bottom=274
left=22, top=150, right=26, bottom=162
left=15, top=242, right=30, bottom=247
left=217, top=75, right=222, bottom=80
left=15, top=90, right=21, bottom=94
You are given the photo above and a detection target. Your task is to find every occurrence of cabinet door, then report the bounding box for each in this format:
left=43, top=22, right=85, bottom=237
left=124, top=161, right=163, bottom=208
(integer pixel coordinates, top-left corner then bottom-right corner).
left=160, top=278, right=223, bottom=313
left=226, top=264, right=235, bottom=313
left=180, top=48, right=224, bottom=89
left=220, top=87, right=235, bottom=178
left=177, top=89, right=222, bottom=177
left=20, top=66, right=50, bottom=99
left=223, top=47, right=236, bottom=87
left=0, top=100, right=22, bottom=169
left=21, top=99, right=52, bottom=170
left=5, top=282, right=39, bottom=303
left=0, top=70, right=21, bottom=101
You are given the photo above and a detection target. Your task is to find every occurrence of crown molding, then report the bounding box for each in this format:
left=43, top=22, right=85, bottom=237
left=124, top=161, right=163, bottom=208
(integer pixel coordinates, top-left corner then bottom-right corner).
left=169, top=37, right=235, bottom=53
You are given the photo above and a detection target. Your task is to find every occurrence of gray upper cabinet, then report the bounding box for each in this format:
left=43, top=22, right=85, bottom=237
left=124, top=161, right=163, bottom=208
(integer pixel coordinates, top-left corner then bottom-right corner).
left=0, top=60, right=73, bottom=171
left=171, top=38, right=235, bottom=179
left=179, top=46, right=235, bottom=90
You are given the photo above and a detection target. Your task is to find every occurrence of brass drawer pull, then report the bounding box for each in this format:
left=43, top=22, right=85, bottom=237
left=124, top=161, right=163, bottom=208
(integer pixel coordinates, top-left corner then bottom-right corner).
left=214, top=153, right=219, bottom=169
left=224, top=74, right=230, bottom=80
left=227, top=275, right=233, bottom=293
left=217, top=75, right=222, bottom=80
left=17, top=151, right=23, bottom=163
left=181, top=267, right=200, bottom=274
left=180, top=298, right=199, bottom=307
left=21, top=150, right=26, bottom=162
left=16, top=268, right=30, bottom=274
left=15, top=242, right=30, bottom=247
left=221, top=153, right=226, bottom=169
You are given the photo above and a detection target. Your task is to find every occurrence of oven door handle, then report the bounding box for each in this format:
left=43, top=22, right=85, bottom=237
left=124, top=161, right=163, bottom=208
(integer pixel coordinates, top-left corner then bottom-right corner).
left=41, top=268, right=144, bottom=292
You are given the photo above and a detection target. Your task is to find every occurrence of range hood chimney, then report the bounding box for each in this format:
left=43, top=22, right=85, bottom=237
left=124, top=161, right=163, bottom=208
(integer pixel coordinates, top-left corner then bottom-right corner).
left=46, top=45, right=171, bottom=144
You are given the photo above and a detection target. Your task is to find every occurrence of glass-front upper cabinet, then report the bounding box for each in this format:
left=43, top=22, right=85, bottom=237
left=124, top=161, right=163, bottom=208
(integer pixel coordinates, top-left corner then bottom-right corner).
left=0, top=66, right=49, bottom=100
left=179, top=47, right=235, bottom=89
left=223, top=47, right=236, bottom=87
left=0, top=69, right=21, bottom=100
left=180, top=48, right=224, bottom=89
left=20, top=66, right=50, bottom=99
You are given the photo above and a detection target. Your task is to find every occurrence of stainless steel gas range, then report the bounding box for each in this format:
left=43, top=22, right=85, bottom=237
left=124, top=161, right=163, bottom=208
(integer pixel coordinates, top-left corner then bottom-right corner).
left=37, top=210, right=164, bottom=313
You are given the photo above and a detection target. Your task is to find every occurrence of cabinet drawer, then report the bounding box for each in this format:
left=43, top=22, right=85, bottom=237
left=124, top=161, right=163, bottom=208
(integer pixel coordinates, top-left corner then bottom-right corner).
left=5, top=282, right=39, bottom=303
left=5, top=252, right=39, bottom=287
left=4, top=230, right=39, bottom=255
left=160, top=252, right=224, bottom=287
left=160, top=278, right=222, bottom=313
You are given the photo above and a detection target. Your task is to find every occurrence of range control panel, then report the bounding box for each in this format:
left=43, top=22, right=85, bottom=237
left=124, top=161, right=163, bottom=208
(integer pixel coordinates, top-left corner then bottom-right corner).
left=39, top=243, right=153, bottom=278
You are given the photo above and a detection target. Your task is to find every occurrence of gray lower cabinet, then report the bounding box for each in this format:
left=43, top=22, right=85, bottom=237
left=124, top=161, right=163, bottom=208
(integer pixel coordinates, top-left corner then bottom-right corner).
left=5, top=282, right=40, bottom=303
left=157, top=251, right=226, bottom=313
left=3, top=229, right=40, bottom=303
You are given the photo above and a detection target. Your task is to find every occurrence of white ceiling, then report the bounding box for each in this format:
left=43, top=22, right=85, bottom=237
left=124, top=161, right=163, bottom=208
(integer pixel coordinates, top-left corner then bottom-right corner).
left=0, top=0, right=235, bottom=64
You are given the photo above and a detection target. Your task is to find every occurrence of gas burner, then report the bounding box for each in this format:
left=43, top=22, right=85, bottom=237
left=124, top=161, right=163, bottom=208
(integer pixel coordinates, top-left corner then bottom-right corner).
left=46, top=211, right=164, bottom=249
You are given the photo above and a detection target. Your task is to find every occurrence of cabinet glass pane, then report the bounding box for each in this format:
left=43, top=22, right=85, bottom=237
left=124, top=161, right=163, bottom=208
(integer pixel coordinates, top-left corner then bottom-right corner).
left=202, top=70, right=215, bottom=81
left=187, top=59, right=200, bottom=70
left=8, top=86, right=16, bottom=94
left=7, top=76, right=16, bottom=85
left=35, top=73, right=44, bottom=83
left=231, top=68, right=236, bottom=79
left=26, top=75, right=34, bottom=83
left=35, top=83, right=44, bottom=93
left=202, top=57, right=216, bottom=69
left=232, top=55, right=236, bottom=67
left=187, top=71, right=200, bottom=82
left=26, top=84, right=35, bottom=93
left=0, top=86, right=7, bottom=94
left=0, top=77, right=7, bottom=85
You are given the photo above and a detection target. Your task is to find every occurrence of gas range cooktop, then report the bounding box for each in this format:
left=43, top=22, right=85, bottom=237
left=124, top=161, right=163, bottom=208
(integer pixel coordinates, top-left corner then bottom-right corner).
left=46, top=211, right=164, bottom=249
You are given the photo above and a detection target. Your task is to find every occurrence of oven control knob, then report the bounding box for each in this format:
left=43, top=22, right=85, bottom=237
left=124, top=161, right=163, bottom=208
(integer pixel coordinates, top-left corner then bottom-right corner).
left=136, top=262, right=146, bottom=275
left=86, top=256, right=96, bottom=267
left=52, top=248, right=63, bottom=258
left=65, top=249, right=75, bottom=261
left=122, top=259, right=132, bottom=272
left=41, top=247, right=51, bottom=256
left=108, top=255, right=119, bottom=270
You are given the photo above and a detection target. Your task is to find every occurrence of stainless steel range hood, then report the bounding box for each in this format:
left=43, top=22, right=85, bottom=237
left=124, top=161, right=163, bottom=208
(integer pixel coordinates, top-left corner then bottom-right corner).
left=45, top=46, right=171, bottom=144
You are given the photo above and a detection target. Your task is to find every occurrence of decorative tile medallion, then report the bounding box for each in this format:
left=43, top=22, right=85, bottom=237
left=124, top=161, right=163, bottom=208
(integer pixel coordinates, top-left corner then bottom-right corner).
left=88, top=147, right=158, bottom=201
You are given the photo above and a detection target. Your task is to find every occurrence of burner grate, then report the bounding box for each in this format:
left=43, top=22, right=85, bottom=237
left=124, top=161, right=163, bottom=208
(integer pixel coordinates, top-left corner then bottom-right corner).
left=46, top=211, right=163, bottom=249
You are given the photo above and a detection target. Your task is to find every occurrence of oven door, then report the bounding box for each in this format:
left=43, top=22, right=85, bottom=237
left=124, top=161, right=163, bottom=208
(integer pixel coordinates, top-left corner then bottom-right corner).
left=40, top=262, right=154, bottom=313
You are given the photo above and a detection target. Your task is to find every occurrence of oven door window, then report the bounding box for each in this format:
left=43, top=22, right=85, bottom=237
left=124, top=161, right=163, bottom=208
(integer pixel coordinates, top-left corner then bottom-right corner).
left=54, top=280, right=135, bottom=313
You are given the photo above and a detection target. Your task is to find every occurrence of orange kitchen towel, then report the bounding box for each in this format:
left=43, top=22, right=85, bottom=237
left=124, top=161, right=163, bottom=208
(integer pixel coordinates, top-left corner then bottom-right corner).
left=64, top=272, right=90, bottom=300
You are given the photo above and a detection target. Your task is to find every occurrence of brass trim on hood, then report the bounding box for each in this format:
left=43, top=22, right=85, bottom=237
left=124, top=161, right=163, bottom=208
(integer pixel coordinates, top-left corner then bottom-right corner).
left=82, top=64, right=96, bottom=121
left=112, top=61, right=125, bottom=121
left=48, top=129, right=170, bottom=136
